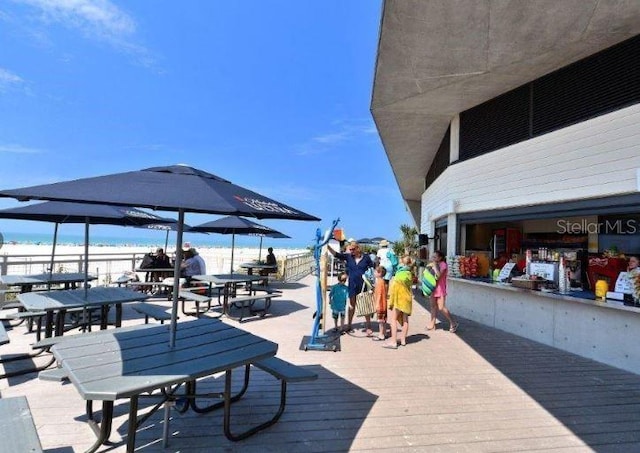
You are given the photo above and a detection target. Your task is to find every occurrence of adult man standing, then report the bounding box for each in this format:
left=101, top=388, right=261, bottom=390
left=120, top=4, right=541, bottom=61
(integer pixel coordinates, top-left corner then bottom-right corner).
left=377, top=239, right=397, bottom=283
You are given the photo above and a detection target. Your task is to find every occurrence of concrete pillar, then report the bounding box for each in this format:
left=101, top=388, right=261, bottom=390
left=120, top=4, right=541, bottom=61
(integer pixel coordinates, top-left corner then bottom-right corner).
left=450, top=114, right=460, bottom=163
left=447, top=213, right=458, bottom=256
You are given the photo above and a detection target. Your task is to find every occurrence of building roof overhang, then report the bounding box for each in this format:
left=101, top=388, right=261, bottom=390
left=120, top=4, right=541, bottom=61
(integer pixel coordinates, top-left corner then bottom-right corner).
left=371, top=0, right=640, bottom=225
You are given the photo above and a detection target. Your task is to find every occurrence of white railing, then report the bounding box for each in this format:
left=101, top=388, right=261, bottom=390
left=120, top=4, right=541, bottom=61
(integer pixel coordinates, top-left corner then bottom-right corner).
left=0, top=250, right=315, bottom=299
left=0, top=252, right=146, bottom=285
left=279, top=251, right=315, bottom=282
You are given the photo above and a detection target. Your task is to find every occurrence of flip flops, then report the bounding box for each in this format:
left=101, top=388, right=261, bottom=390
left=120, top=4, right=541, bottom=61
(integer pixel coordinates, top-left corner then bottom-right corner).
left=382, top=342, right=398, bottom=349
left=372, top=336, right=385, bottom=341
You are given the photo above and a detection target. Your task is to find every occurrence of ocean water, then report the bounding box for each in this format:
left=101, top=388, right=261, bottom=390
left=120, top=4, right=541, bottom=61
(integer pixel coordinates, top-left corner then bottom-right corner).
left=0, top=231, right=310, bottom=250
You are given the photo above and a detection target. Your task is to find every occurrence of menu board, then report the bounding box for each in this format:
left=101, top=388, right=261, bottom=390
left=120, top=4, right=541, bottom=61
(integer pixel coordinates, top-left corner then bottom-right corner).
left=529, top=262, right=557, bottom=281
left=497, top=263, right=516, bottom=282
left=614, top=272, right=633, bottom=294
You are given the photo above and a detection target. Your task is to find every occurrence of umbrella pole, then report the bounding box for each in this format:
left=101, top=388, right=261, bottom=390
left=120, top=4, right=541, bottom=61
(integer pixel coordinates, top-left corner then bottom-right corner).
left=48, top=223, right=59, bottom=291
left=258, top=236, right=263, bottom=261
left=83, top=219, right=90, bottom=298
left=164, top=230, right=169, bottom=252
left=169, top=209, right=185, bottom=349
left=230, top=233, right=235, bottom=274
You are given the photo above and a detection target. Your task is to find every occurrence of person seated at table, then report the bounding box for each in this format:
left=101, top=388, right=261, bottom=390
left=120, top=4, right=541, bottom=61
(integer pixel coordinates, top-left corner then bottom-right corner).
left=260, top=247, right=278, bottom=276
left=180, top=247, right=207, bottom=287
left=151, top=248, right=172, bottom=282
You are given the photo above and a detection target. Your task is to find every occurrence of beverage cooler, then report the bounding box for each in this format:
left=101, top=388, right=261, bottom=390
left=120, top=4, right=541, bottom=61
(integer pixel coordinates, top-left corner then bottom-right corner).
left=491, top=228, right=522, bottom=260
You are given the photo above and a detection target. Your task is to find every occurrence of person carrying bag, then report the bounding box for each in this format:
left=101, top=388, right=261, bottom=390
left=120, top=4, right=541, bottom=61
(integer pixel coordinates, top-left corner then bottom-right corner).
left=354, top=279, right=375, bottom=317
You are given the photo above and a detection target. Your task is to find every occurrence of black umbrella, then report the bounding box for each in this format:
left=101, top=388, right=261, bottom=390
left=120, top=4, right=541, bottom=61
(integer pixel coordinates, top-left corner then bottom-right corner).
left=0, top=201, right=176, bottom=290
left=190, top=216, right=290, bottom=273
left=0, top=164, right=320, bottom=347
left=137, top=222, right=202, bottom=253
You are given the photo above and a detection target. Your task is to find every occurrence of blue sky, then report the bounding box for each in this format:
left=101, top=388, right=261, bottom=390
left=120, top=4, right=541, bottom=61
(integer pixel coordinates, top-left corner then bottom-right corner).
left=0, top=0, right=412, bottom=248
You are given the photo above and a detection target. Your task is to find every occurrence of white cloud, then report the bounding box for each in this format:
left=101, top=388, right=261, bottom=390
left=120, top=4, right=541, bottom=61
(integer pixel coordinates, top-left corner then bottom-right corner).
left=0, top=144, right=43, bottom=153
left=312, top=131, right=349, bottom=145
left=295, top=118, right=379, bottom=156
left=0, top=67, right=25, bottom=92
left=12, top=0, right=156, bottom=67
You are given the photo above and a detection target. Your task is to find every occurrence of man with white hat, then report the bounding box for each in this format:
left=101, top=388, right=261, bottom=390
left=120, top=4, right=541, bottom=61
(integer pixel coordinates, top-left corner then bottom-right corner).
left=377, top=239, right=397, bottom=282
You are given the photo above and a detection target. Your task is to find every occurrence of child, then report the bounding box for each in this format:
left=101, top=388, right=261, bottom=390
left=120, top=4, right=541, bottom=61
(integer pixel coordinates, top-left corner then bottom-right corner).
left=372, top=265, right=388, bottom=341
left=384, top=256, right=414, bottom=349
left=428, top=250, right=458, bottom=333
left=329, top=272, right=349, bottom=333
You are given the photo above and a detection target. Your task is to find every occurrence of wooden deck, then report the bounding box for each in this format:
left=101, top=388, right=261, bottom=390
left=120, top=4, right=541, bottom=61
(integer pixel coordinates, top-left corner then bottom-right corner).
left=2, top=275, right=640, bottom=452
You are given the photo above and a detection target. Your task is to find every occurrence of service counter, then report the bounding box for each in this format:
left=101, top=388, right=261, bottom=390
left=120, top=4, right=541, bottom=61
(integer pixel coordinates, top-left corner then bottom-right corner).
left=447, top=277, right=640, bottom=375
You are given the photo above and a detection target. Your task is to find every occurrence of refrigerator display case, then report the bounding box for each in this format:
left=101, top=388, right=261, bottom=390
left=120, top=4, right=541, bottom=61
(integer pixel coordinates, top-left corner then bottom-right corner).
left=491, top=228, right=522, bottom=260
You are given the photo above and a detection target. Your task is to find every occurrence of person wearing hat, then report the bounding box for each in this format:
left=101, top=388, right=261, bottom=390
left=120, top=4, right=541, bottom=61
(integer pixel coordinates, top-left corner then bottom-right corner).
left=180, top=247, right=207, bottom=286
left=377, top=239, right=398, bottom=282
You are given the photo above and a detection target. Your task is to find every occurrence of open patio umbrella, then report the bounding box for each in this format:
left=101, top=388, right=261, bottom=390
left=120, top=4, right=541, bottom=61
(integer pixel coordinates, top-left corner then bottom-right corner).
left=190, top=215, right=290, bottom=273
left=138, top=222, right=201, bottom=253
left=0, top=164, right=320, bottom=347
left=0, top=201, right=176, bottom=290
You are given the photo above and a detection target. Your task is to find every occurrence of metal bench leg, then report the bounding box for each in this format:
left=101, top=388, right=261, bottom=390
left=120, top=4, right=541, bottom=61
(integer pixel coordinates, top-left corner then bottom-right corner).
left=185, top=364, right=251, bottom=414
left=223, top=368, right=287, bottom=441
left=85, top=400, right=115, bottom=453
left=126, top=396, right=139, bottom=453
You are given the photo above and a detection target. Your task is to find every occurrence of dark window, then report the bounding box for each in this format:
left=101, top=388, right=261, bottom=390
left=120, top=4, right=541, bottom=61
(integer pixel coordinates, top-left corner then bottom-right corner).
left=425, top=126, right=450, bottom=189
left=532, top=34, right=640, bottom=135
left=456, top=34, right=640, bottom=162
left=459, top=86, right=530, bottom=161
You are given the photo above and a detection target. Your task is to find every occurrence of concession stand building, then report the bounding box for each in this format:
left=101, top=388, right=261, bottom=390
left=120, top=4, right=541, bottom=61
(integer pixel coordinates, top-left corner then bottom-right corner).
left=372, top=1, right=640, bottom=373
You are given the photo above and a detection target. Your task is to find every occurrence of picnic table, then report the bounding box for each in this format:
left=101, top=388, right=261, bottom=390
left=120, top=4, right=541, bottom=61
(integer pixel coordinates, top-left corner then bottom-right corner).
left=134, top=267, right=174, bottom=282
left=18, top=287, right=149, bottom=338
left=192, top=274, right=264, bottom=317
left=0, top=272, right=97, bottom=293
left=51, top=317, right=278, bottom=452
left=240, top=262, right=277, bottom=275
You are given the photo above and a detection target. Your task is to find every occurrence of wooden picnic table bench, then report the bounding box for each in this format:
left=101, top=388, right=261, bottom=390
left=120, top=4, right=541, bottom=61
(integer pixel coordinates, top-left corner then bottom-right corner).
left=0, top=396, right=44, bottom=453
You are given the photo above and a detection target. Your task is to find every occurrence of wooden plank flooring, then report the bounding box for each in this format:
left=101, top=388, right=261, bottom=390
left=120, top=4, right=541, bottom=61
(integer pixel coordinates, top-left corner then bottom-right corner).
left=2, top=275, right=640, bottom=452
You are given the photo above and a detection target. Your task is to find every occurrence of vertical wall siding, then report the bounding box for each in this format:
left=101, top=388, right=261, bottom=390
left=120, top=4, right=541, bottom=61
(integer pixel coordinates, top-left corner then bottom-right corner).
left=421, top=103, right=640, bottom=234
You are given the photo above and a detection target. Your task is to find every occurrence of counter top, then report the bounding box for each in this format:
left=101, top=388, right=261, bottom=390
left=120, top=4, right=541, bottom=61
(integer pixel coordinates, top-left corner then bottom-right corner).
left=449, top=276, right=640, bottom=314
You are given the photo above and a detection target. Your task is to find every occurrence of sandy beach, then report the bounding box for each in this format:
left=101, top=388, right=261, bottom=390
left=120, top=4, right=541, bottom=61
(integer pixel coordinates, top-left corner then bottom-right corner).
left=0, top=243, right=310, bottom=283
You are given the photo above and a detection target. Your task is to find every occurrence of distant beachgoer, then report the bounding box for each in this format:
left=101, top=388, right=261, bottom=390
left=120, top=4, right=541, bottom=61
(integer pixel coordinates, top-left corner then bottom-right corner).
left=260, top=247, right=277, bottom=276
left=377, top=239, right=398, bottom=282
